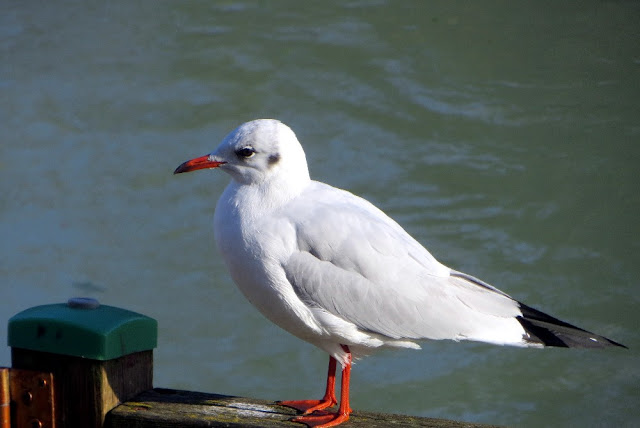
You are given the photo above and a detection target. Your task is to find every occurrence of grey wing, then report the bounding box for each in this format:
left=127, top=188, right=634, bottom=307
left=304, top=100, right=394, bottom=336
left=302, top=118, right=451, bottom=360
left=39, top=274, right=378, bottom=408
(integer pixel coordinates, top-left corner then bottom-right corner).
left=283, top=185, right=525, bottom=344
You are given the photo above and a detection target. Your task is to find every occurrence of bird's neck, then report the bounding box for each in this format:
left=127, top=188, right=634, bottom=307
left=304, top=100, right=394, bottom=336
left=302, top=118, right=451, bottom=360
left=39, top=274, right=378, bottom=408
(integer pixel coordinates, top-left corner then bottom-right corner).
left=223, top=173, right=310, bottom=220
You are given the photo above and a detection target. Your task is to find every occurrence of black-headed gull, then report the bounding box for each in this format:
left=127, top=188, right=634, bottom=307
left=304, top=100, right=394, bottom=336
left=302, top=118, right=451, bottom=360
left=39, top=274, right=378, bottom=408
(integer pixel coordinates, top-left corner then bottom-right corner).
left=174, top=119, right=625, bottom=427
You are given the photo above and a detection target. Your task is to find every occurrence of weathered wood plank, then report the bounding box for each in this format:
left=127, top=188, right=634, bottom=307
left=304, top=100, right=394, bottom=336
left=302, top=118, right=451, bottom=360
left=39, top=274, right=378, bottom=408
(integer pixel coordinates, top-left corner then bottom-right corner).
left=106, top=388, right=499, bottom=428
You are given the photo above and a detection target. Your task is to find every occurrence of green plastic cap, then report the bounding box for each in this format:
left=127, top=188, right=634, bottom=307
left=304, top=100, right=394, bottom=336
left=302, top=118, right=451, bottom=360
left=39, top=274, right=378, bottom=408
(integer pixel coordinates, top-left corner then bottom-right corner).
left=8, top=298, right=157, bottom=360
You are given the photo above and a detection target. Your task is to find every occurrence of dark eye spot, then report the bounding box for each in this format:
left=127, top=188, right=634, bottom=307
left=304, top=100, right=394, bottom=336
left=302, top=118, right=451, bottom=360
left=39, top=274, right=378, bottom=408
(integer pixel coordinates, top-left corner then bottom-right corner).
left=268, top=153, right=281, bottom=165
left=235, top=147, right=255, bottom=159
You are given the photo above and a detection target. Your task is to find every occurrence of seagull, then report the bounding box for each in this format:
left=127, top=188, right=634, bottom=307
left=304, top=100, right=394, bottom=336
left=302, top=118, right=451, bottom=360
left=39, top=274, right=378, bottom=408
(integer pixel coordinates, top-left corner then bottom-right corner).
left=174, top=119, right=625, bottom=427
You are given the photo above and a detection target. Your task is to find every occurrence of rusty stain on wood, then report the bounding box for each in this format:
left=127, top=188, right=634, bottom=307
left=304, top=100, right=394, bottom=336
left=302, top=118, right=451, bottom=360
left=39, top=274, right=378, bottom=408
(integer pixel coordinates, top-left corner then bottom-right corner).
left=12, top=348, right=152, bottom=428
left=9, top=369, right=55, bottom=428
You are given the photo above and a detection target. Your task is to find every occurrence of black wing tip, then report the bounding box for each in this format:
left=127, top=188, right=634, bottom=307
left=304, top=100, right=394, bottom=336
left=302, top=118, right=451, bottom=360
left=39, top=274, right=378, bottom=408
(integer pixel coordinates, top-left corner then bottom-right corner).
left=517, top=303, right=627, bottom=349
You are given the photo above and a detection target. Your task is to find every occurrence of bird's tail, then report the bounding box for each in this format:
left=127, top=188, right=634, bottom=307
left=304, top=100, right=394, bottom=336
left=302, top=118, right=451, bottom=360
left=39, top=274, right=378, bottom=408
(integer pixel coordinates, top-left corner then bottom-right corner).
left=516, top=303, right=626, bottom=348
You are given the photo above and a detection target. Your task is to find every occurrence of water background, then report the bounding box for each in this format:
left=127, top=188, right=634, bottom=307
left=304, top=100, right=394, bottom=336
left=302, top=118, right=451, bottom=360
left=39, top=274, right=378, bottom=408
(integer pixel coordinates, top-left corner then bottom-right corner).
left=2, top=2, right=638, bottom=426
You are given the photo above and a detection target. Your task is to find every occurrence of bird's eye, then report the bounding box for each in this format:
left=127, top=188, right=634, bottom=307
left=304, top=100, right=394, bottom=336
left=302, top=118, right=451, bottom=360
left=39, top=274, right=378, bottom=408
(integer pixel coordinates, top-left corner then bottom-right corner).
left=236, top=147, right=256, bottom=159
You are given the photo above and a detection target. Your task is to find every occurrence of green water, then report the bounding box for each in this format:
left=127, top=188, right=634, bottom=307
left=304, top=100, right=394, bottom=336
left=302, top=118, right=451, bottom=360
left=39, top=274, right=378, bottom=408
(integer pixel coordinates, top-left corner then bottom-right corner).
left=2, top=2, right=638, bottom=426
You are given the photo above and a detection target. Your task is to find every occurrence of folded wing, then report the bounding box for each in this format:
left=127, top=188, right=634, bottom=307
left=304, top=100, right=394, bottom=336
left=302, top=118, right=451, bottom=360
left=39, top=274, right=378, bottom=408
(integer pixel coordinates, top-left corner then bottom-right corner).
left=283, top=183, right=528, bottom=346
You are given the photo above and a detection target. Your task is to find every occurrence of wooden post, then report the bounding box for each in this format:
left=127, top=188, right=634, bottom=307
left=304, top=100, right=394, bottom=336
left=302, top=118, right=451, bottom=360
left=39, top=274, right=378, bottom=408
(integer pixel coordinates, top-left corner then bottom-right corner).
left=7, top=298, right=157, bottom=427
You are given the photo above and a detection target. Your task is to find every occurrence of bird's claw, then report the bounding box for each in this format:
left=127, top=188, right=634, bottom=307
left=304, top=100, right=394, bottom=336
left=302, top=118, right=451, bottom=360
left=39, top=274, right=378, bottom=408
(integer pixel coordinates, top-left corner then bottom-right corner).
left=291, top=411, right=350, bottom=428
left=279, top=398, right=337, bottom=414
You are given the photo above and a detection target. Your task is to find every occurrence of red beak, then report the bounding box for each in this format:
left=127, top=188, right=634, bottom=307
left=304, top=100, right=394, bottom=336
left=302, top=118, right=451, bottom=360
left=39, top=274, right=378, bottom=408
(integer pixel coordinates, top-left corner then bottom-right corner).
left=174, top=155, right=226, bottom=174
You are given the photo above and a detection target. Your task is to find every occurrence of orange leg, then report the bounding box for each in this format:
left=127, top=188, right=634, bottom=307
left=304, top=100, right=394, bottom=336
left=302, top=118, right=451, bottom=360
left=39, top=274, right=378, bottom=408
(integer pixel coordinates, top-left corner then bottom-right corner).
left=280, top=345, right=352, bottom=428
left=279, top=354, right=338, bottom=414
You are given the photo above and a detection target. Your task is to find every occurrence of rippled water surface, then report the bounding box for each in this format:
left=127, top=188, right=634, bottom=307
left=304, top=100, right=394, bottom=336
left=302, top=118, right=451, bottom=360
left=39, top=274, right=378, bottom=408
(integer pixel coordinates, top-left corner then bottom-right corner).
left=2, top=2, right=638, bottom=427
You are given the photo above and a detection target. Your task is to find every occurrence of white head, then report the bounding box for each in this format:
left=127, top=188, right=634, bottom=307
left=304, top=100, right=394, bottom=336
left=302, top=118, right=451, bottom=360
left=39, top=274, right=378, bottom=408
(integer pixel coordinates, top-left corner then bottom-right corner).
left=174, top=119, right=310, bottom=186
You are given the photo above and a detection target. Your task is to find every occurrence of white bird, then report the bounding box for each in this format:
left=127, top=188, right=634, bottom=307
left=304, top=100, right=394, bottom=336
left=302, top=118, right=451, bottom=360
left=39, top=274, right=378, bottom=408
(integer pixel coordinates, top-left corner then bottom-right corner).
left=174, top=119, right=624, bottom=427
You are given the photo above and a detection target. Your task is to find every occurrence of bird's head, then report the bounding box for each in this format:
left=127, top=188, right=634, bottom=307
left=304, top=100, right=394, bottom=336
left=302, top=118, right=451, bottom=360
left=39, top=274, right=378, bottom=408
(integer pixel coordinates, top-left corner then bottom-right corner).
left=174, top=119, right=310, bottom=186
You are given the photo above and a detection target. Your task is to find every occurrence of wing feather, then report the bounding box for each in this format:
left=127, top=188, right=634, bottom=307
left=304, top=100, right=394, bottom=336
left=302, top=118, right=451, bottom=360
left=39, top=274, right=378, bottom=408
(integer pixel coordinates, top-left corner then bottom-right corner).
left=282, top=183, right=525, bottom=345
